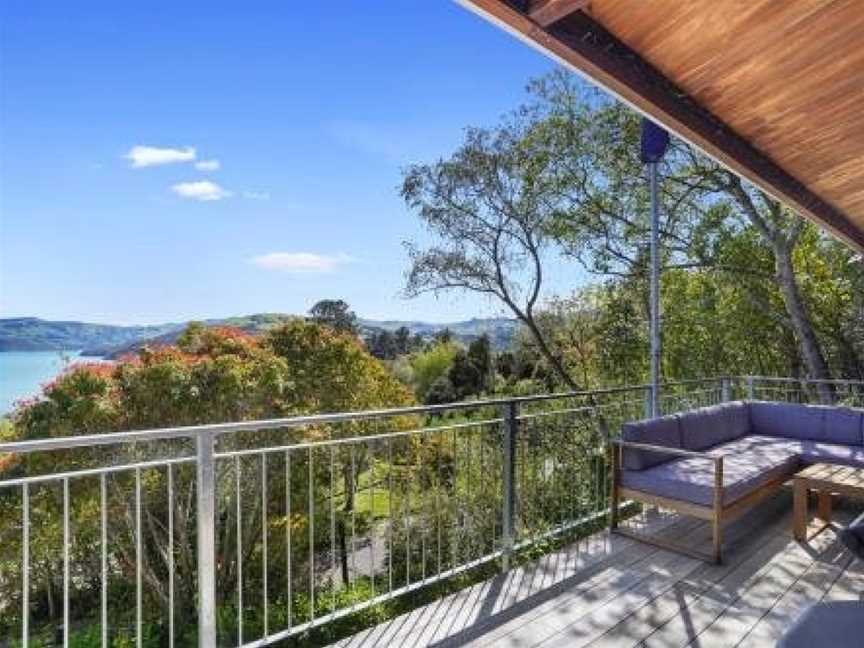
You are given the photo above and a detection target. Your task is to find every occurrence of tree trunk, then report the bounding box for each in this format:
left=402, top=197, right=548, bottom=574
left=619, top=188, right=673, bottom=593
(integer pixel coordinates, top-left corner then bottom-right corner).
left=773, top=243, right=835, bottom=403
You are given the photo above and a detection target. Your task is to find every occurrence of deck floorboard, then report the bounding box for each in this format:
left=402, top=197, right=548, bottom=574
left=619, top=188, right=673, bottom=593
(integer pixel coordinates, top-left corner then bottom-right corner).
left=329, top=491, right=862, bottom=648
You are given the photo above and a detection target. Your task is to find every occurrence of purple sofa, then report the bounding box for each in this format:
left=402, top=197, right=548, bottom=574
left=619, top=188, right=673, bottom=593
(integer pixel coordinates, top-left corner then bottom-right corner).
left=611, top=401, right=864, bottom=563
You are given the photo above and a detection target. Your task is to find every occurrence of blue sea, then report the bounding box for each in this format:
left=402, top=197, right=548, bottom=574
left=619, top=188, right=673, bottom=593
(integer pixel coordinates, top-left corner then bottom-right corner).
left=0, top=351, right=106, bottom=415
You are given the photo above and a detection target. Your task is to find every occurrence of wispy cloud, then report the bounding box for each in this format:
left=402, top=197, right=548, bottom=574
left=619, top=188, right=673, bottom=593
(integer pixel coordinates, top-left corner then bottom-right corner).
left=194, top=159, right=220, bottom=171
left=250, top=252, right=353, bottom=273
left=242, top=190, right=270, bottom=201
left=171, top=180, right=232, bottom=201
left=125, top=145, right=196, bottom=168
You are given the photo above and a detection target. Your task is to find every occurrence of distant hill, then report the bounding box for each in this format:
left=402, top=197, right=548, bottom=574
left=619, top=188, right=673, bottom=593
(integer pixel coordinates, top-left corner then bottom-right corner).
left=0, top=314, right=519, bottom=358
left=0, top=317, right=180, bottom=352
left=359, top=317, right=517, bottom=349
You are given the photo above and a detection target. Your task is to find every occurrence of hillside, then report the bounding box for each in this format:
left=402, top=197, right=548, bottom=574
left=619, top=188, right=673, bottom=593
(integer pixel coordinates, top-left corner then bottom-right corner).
left=0, top=318, right=180, bottom=352
left=0, top=314, right=519, bottom=357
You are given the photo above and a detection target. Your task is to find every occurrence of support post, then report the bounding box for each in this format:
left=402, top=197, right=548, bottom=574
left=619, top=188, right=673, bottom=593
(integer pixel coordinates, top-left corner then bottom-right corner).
left=649, top=161, right=661, bottom=417
left=712, top=456, right=724, bottom=564
left=196, top=431, right=217, bottom=647
left=501, top=400, right=518, bottom=572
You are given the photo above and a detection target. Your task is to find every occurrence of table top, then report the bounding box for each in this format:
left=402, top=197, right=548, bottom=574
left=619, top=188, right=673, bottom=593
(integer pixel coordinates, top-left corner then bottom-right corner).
left=795, top=462, right=864, bottom=494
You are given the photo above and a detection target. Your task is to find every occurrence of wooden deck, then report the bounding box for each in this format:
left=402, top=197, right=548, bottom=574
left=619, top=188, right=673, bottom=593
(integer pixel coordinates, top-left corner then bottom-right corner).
left=330, top=491, right=864, bottom=647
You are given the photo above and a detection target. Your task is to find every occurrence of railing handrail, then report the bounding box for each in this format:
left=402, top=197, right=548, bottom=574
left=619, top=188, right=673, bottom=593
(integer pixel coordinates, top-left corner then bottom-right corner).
left=3, top=374, right=860, bottom=456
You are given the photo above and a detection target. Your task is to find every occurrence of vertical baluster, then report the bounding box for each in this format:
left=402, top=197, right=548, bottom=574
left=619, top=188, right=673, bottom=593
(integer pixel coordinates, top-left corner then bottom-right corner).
left=436, top=433, right=442, bottom=578
left=330, top=445, right=336, bottom=616
left=350, top=445, right=357, bottom=594
left=135, top=470, right=142, bottom=648
left=167, top=465, right=174, bottom=648
left=63, top=478, right=70, bottom=648
left=451, top=427, right=458, bottom=569
left=101, top=475, right=107, bottom=648
left=309, top=447, right=315, bottom=621
left=404, top=437, right=410, bottom=587
left=388, top=438, right=393, bottom=594
left=236, top=456, right=243, bottom=646
left=22, top=482, right=29, bottom=648
left=285, top=449, right=292, bottom=630
left=368, top=439, right=376, bottom=596
left=466, top=425, right=473, bottom=561
left=262, top=453, right=268, bottom=638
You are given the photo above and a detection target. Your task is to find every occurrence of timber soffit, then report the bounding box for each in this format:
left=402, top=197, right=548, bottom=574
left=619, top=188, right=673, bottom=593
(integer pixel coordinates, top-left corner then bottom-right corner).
left=457, top=0, right=864, bottom=254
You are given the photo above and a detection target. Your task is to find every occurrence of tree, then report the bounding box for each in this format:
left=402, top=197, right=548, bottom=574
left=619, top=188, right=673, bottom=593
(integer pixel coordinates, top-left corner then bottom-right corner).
left=308, top=299, right=358, bottom=334
left=2, top=321, right=415, bottom=637
left=466, top=335, right=493, bottom=392
left=401, top=114, right=581, bottom=390
left=448, top=350, right=483, bottom=399
left=409, top=342, right=459, bottom=402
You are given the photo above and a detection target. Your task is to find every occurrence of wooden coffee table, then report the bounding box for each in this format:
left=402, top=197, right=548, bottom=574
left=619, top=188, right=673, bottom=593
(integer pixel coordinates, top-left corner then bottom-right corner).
left=793, top=462, right=864, bottom=541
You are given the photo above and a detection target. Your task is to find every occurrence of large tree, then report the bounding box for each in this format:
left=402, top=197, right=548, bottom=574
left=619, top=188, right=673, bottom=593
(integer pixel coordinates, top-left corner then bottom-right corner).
left=401, top=115, right=581, bottom=390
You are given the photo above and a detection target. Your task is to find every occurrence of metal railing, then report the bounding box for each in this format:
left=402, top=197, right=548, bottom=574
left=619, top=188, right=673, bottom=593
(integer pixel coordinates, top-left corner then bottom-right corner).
left=0, top=375, right=861, bottom=646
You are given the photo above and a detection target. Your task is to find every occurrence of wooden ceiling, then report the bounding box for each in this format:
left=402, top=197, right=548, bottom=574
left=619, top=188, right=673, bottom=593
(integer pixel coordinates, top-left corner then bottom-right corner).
left=459, top=0, right=864, bottom=252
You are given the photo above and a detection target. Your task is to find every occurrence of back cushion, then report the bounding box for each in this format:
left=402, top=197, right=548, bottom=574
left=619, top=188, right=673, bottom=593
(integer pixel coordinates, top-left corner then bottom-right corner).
left=823, top=407, right=863, bottom=445
left=622, top=414, right=682, bottom=470
left=679, top=401, right=751, bottom=451
left=749, top=401, right=824, bottom=441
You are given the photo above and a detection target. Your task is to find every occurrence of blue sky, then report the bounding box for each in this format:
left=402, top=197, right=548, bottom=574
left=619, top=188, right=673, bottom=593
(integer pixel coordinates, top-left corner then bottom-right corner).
left=0, top=1, right=591, bottom=325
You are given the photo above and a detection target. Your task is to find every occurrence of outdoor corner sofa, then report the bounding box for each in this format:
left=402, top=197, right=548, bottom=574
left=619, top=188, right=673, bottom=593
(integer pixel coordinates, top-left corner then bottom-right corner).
left=610, top=400, right=864, bottom=563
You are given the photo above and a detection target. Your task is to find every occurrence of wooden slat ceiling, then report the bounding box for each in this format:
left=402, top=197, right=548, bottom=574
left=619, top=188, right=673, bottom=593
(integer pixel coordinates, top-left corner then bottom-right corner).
left=459, top=0, right=864, bottom=252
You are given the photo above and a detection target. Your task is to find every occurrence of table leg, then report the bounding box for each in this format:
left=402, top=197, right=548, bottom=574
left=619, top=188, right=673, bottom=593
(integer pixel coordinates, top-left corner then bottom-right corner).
left=793, top=478, right=808, bottom=541
left=817, top=490, right=832, bottom=524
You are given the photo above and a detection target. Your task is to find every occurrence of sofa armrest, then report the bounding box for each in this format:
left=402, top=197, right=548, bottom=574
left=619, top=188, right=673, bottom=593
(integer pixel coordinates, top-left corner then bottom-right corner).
left=613, top=439, right=724, bottom=463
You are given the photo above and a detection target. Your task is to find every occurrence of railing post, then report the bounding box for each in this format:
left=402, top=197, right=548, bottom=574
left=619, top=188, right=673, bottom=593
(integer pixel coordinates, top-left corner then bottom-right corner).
left=643, top=385, right=654, bottom=419
left=196, top=431, right=217, bottom=647
left=746, top=376, right=755, bottom=400
left=501, top=400, right=518, bottom=572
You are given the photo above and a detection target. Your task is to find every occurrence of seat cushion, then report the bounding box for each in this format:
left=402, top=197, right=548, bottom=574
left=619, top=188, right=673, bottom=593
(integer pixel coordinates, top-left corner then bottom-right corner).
left=620, top=435, right=800, bottom=506
left=749, top=401, right=825, bottom=441
left=679, top=401, right=750, bottom=451
left=621, top=414, right=682, bottom=470
left=799, top=440, right=864, bottom=468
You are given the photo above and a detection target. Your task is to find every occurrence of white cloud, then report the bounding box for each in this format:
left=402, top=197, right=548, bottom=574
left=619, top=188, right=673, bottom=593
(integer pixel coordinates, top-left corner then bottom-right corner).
left=242, top=190, right=270, bottom=201
left=250, top=252, right=353, bottom=273
left=125, top=145, right=196, bottom=168
left=194, top=159, right=221, bottom=171
left=171, top=180, right=233, bottom=201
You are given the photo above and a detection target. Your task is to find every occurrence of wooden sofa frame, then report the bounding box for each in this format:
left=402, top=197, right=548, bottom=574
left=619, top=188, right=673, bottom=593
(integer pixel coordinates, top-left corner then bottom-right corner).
left=609, top=440, right=790, bottom=564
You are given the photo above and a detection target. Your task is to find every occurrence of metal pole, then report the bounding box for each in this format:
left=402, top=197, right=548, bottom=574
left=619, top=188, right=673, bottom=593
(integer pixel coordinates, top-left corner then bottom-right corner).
left=501, top=400, right=517, bottom=571
left=196, top=431, right=217, bottom=647
left=649, top=161, right=661, bottom=417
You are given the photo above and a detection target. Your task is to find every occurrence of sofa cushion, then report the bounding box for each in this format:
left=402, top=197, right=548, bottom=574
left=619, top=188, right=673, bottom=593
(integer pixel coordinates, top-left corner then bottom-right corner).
left=823, top=407, right=863, bottom=445
left=679, top=401, right=750, bottom=451
left=749, top=401, right=825, bottom=441
left=620, top=435, right=800, bottom=506
left=621, top=414, right=682, bottom=470
left=799, top=440, right=864, bottom=468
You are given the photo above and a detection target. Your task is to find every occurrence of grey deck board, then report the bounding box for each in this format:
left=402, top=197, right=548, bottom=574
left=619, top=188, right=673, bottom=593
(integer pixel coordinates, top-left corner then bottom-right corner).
left=329, top=491, right=863, bottom=648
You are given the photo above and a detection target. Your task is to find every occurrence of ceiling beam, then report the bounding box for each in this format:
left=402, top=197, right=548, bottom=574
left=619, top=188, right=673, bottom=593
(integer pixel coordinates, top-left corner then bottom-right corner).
left=529, top=0, right=591, bottom=27
left=457, top=0, right=864, bottom=253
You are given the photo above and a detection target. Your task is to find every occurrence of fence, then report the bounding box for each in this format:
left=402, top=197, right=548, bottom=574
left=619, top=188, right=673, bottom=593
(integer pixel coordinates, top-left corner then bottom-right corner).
left=0, top=376, right=860, bottom=646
